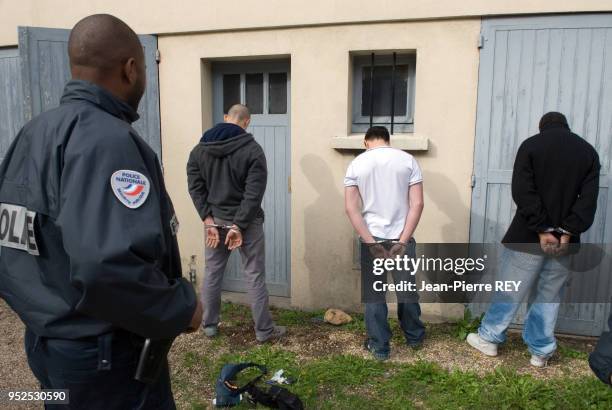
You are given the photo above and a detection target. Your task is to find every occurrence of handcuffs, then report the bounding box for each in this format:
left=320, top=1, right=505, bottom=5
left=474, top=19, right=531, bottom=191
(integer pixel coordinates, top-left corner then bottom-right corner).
left=205, top=223, right=241, bottom=233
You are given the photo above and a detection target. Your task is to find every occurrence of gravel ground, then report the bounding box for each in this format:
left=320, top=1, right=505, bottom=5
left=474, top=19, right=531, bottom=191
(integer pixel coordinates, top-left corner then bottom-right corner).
left=0, top=300, right=38, bottom=409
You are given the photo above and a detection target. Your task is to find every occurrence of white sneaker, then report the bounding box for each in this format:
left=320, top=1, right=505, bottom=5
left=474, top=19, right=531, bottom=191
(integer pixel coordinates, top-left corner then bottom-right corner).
left=530, top=355, right=548, bottom=368
left=202, top=325, right=218, bottom=337
left=466, top=333, right=498, bottom=357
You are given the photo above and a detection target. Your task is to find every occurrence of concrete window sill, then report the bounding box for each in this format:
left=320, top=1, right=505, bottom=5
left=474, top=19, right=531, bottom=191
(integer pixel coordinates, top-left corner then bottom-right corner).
left=331, top=134, right=429, bottom=151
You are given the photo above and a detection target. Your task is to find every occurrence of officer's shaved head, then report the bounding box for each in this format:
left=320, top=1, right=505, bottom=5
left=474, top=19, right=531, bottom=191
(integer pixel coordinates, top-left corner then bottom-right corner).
left=68, top=14, right=146, bottom=110
left=224, top=104, right=251, bottom=130
left=69, top=14, right=142, bottom=72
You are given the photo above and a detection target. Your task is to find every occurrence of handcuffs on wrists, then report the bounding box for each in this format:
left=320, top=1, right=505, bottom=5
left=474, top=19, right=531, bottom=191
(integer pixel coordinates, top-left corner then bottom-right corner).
left=364, top=240, right=407, bottom=248
left=204, top=223, right=241, bottom=233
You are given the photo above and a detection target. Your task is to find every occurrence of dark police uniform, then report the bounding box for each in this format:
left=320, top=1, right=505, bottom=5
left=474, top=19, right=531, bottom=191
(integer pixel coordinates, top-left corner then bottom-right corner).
left=0, top=80, right=197, bottom=409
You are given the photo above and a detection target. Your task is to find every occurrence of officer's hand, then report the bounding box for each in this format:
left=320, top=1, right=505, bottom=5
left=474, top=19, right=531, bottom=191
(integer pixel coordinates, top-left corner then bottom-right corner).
left=225, top=226, right=243, bottom=250
left=186, top=300, right=203, bottom=333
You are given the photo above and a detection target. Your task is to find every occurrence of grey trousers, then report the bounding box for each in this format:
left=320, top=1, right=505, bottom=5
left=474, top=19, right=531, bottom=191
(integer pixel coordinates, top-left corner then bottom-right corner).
left=201, top=217, right=274, bottom=340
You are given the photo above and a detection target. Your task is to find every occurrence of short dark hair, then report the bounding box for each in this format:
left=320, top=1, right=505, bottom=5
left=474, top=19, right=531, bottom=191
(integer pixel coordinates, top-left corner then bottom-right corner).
left=539, top=112, right=569, bottom=132
left=364, top=126, right=390, bottom=142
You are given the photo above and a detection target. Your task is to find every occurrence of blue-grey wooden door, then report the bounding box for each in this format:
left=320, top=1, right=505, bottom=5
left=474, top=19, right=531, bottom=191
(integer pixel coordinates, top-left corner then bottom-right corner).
left=18, top=27, right=162, bottom=158
left=211, top=60, right=291, bottom=297
left=469, top=14, right=612, bottom=336
left=0, top=48, right=25, bottom=163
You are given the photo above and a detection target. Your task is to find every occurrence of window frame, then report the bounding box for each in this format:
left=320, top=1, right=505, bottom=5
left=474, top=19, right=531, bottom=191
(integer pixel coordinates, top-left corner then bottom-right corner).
left=351, top=53, right=416, bottom=134
left=221, top=70, right=288, bottom=116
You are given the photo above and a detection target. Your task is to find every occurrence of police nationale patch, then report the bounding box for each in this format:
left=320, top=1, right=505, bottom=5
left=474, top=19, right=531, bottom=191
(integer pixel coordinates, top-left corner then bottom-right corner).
left=110, top=170, right=151, bottom=209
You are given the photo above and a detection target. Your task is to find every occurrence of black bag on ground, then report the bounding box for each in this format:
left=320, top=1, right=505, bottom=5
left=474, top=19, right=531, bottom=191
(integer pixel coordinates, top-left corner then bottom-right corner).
left=246, top=384, right=304, bottom=410
left=215, top=362, right=303, bottom=409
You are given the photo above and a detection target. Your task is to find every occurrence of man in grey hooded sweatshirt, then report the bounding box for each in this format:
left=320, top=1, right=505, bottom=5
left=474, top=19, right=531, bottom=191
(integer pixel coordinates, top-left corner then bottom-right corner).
left=187, top=104, right=285, bottom=343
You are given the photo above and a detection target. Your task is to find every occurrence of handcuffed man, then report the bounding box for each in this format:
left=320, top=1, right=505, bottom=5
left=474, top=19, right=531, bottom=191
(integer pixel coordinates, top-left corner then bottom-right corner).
left=467, top=112, right=600, bottom=367
left=187, top=104, right=286, bottom=343
left=344, top=126, right=425, bottom=360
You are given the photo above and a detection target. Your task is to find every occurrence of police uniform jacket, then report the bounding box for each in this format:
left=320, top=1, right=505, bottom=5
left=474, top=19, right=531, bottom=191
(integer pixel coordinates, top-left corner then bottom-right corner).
left=0, top=80, right=197, bottom=340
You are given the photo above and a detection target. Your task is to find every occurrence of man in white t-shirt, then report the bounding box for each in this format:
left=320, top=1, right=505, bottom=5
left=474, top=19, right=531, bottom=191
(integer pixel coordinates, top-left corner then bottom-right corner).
left=344, top=126, right=425, bottom=360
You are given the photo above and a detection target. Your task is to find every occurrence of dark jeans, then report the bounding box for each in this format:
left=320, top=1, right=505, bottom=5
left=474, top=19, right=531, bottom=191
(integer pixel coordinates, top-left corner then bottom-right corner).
left=361, top=238, right=425, bottom=354
left=590, top=313, right=612, bottom=386
left=24, top=328, right=176, bottom=410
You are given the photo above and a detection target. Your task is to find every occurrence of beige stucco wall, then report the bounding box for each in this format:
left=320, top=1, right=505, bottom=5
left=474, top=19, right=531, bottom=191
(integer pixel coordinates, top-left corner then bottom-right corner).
left=1, top=0, right=611, bottom=46
left=158, top=19, right=481, bottom=313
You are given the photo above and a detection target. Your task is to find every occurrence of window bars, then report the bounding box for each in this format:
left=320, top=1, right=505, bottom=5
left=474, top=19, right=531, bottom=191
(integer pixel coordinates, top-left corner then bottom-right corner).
left=368, top=51, right=398, bottom=134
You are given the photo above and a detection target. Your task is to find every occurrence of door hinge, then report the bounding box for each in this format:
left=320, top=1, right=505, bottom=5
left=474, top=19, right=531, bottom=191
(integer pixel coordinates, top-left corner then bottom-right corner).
left=478, top=35, right=485, bottom=49
left=288, top=176, right=291, bottom=193
left=155, top=49, right=161, bottom=63
left=471, top=175, right=476, bottom=188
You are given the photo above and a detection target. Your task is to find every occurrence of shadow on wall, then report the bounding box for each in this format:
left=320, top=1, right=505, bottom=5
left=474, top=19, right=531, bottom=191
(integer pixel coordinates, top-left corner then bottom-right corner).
left=300, top=153, right=358, bottom=310
left=422, top=170, right=470, bottom=243
left=417, top=169, right=475, bottom=320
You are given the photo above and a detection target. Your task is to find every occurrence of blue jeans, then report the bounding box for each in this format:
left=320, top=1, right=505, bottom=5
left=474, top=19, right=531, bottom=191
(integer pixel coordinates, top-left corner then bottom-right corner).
left=362, top=238, right=425, bottom=355
left=478, top=248, right=569, bottom=358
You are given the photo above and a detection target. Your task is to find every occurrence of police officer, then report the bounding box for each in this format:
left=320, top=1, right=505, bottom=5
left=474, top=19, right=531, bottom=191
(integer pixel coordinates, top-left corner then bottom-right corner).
left=0, top=14, right=202, bottom=409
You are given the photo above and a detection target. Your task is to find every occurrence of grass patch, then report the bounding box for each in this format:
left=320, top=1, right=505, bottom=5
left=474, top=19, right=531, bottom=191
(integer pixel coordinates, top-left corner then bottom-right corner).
left=272, top=306, right=325, bottom=326
left=558, top=343, right=590, bottom=360
left=170, top=302, right=611, bottom=409
left=211, top=352, right=388, bottom=408
left=343, top=311, right=366, bottom=332
left=454, top=308, right=483, bottom=340
left=220, top=302, right=252, bottom=326
left=298, top=354, right=386, bottom=391
left=378, top=361, right=612, bottom=410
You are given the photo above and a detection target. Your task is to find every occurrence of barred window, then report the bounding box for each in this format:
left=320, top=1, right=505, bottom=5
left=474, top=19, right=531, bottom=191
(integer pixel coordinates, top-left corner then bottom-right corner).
left=352, top=52, right=416, bottom=133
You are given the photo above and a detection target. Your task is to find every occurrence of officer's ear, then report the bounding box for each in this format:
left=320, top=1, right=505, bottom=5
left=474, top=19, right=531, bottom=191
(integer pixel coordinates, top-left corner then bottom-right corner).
left=123, top=57, right=138, bottom=86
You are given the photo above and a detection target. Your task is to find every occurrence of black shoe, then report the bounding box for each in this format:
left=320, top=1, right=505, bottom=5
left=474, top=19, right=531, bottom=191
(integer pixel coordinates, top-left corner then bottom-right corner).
left=407, top=342, right=423, bottom=351
left=257, top=326, right=287, bottom=343
left=407, top=335, right=425, bottom=350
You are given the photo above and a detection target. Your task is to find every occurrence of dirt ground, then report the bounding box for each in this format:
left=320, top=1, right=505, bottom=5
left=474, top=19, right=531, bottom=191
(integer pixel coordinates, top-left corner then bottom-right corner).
left=0, top=301, right=38, bottom=409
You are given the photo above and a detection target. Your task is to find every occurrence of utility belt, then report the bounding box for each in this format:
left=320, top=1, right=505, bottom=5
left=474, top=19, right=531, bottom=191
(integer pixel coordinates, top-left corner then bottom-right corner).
left=28, top=328, right=173, bottom=384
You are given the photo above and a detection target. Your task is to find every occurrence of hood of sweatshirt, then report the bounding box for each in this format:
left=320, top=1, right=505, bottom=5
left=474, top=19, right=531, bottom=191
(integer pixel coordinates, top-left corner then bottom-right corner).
left=201, top=133, right=256, bottom=158
left=200, top=123, right=246, bottom=143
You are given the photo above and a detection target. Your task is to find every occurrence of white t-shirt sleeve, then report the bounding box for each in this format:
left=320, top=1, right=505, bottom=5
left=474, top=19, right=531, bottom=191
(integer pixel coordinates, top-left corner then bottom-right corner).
left=344, top=161, right=358, bottom=187
left=409, top=157, right=423, bottom=186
